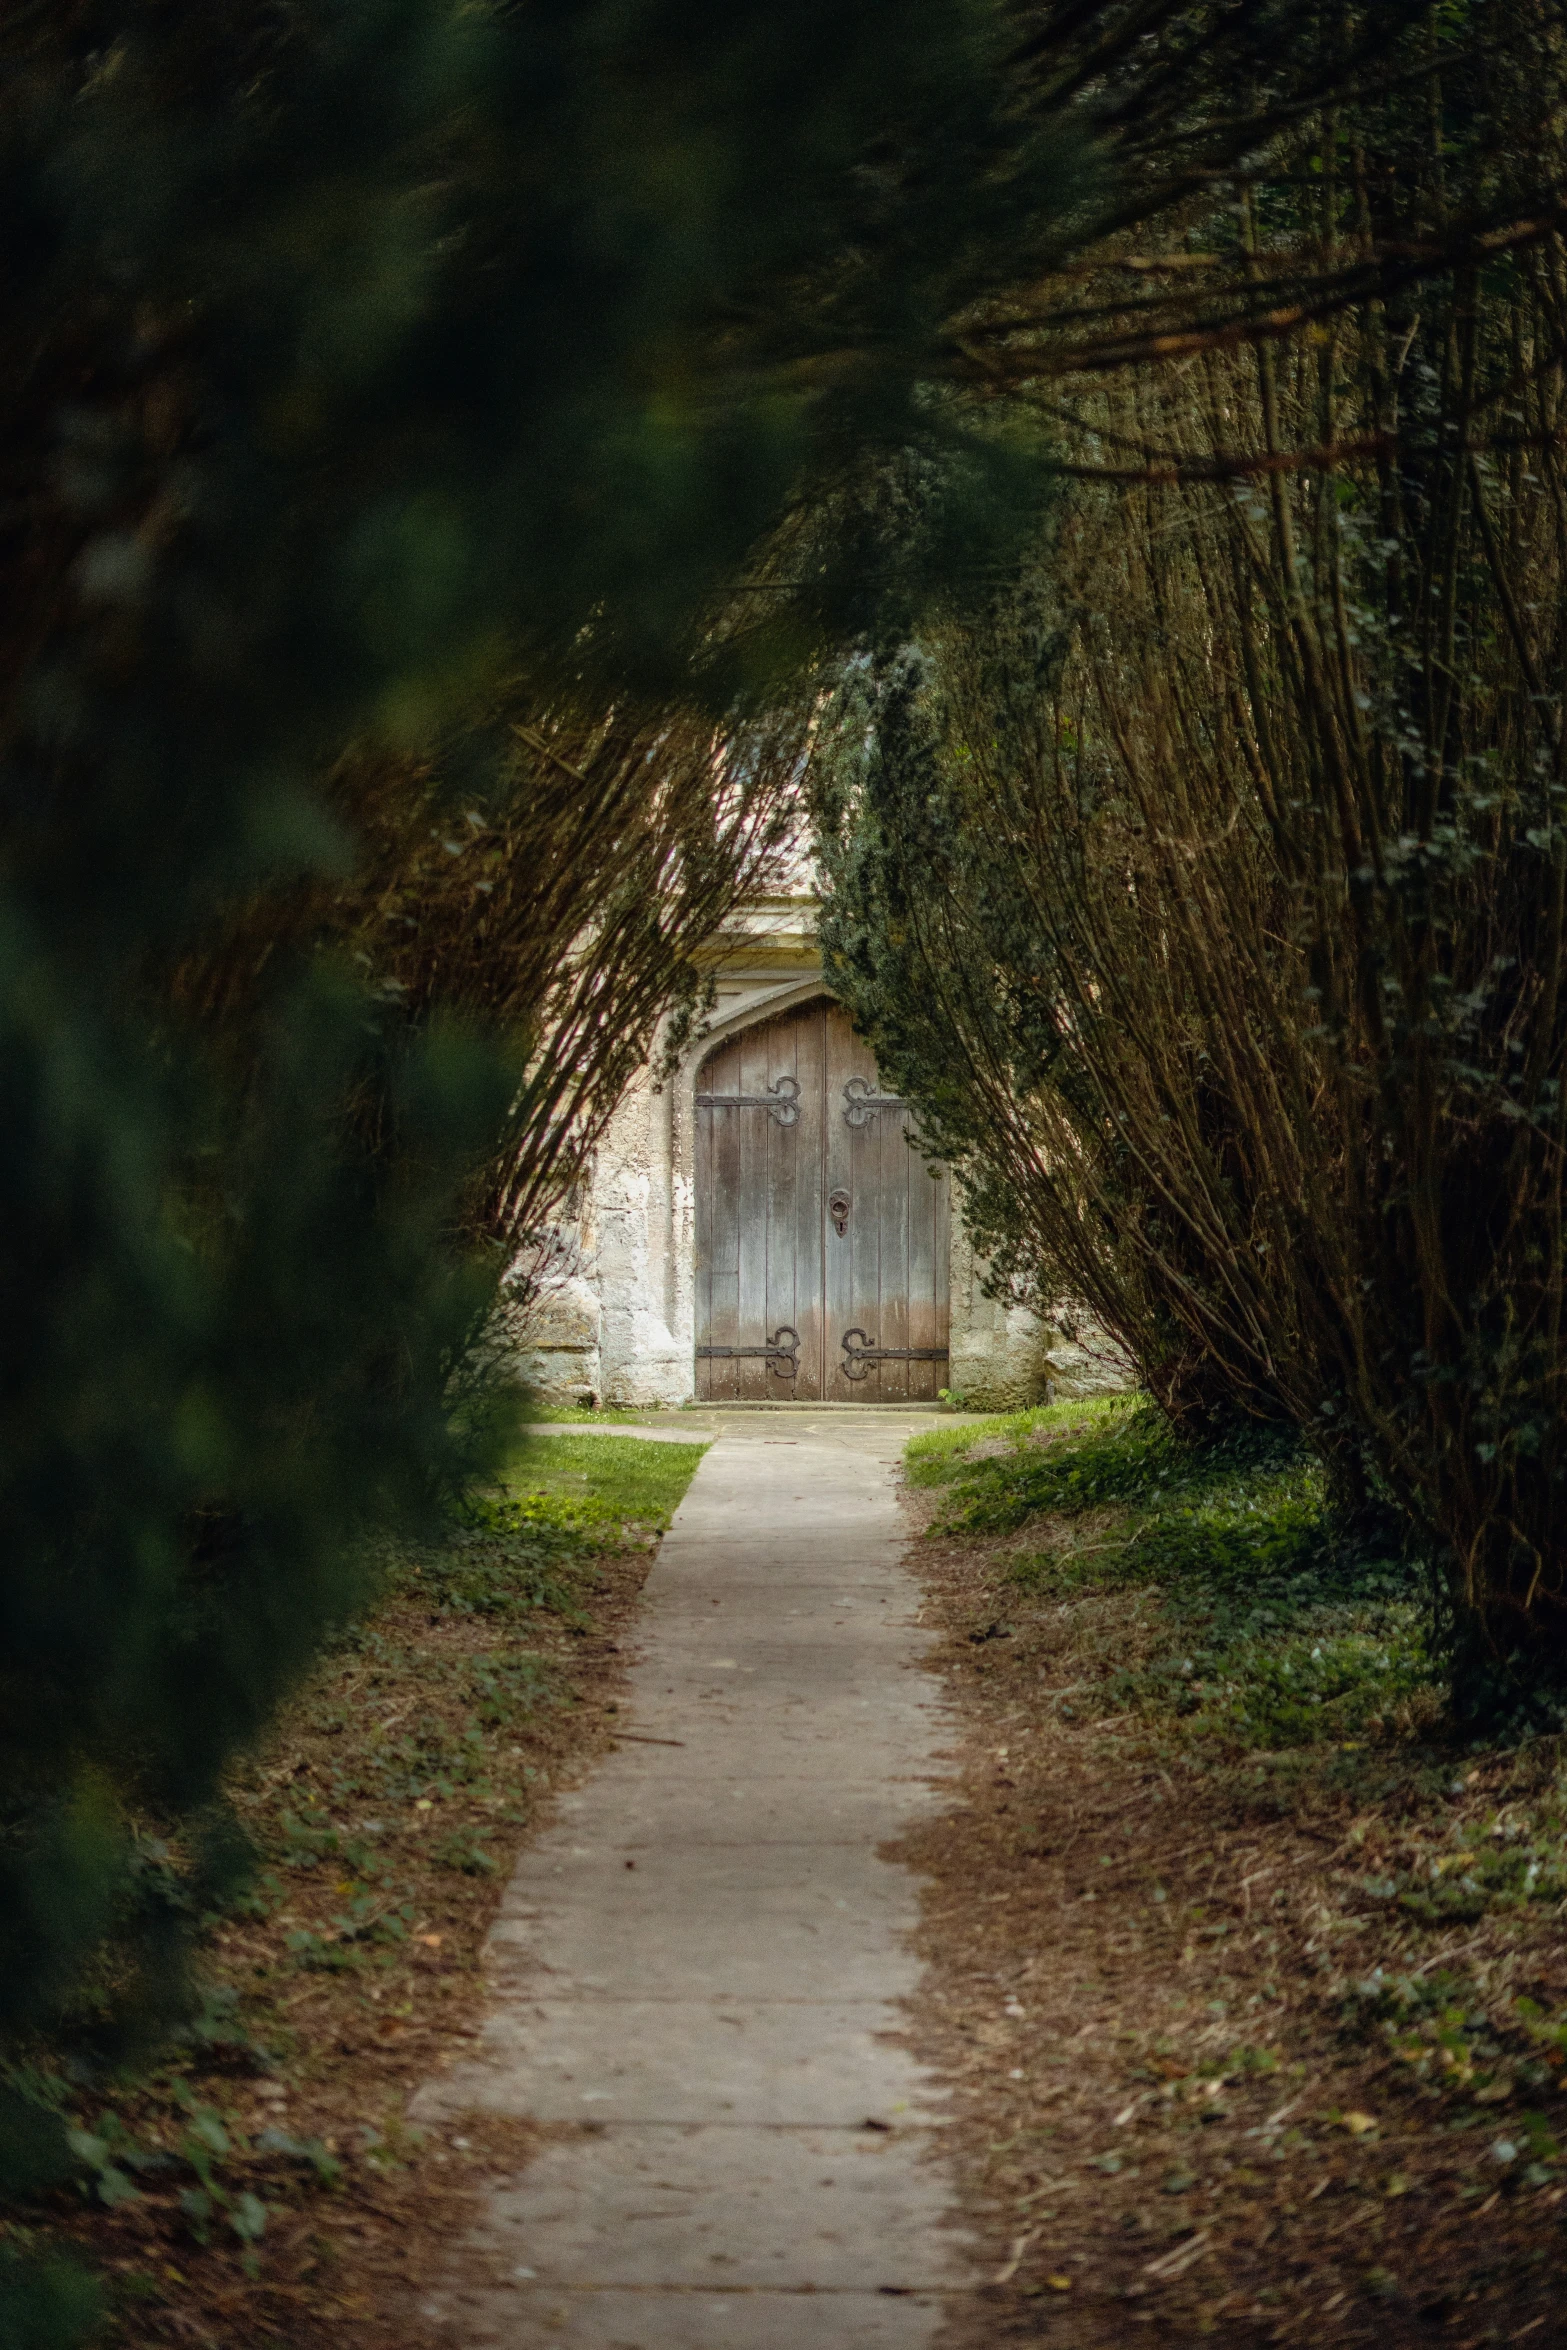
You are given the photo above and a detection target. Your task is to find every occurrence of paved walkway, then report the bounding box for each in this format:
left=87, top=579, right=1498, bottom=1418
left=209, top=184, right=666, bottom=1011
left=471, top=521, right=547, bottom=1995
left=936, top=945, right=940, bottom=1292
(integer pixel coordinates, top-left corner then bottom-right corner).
left=414, top=1409, right=969, bottom=2347
left=525, top=1423, right=719, bottom=1444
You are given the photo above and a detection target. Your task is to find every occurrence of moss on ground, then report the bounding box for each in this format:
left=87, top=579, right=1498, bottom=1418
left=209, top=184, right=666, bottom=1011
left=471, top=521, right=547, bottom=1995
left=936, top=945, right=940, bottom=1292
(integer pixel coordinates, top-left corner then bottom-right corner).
left=916, top=1398, right=1435, bottom=1759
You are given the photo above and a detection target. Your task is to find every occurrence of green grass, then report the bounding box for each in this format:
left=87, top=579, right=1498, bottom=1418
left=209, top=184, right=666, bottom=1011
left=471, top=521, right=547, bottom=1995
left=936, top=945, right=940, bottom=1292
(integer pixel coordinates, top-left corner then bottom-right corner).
left=426, top=1432, right=709, bottom=1620
left=909, top=1392, right=1242, bottom=1524
left=903, top=1395, right=1123, bottom=1484
left=913, top=1397, right=1438, bottom=1757
left=502, top=1430, right=709, bottom=1533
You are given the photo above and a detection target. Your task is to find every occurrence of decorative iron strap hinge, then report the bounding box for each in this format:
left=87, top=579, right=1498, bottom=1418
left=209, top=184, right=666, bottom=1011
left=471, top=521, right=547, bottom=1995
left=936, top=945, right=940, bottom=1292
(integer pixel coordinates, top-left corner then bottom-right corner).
left=839, top=1328, right=950, bottom=1380
left=697, top=1326, right=800, bottom=1378
left=695, top=1072, right=800, bottom=1125
left=842, top=1076, right=906, bottom=1126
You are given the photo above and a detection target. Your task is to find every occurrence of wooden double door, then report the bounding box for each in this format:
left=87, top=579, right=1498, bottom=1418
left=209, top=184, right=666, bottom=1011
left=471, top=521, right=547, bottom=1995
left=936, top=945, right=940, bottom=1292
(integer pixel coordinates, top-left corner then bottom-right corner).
left=694, top=999, right=950, bottom=1402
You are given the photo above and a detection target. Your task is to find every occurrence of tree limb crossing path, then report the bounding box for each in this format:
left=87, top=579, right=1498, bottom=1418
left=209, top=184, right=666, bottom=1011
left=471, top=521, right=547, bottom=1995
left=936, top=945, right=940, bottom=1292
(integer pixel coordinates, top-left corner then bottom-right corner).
left=413, top=1409, right=971, bottom=2347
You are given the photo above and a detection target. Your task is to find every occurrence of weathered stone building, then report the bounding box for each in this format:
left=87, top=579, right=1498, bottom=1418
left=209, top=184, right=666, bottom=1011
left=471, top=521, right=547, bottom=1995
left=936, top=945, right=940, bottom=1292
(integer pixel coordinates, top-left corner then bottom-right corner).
left=519, top=890, right=1121, bottom=1410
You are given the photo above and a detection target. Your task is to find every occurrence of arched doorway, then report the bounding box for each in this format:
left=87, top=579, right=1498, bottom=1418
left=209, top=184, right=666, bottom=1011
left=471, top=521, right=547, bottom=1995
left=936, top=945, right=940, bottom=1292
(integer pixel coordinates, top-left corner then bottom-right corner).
left=693, top=998, right=950, bottom=1401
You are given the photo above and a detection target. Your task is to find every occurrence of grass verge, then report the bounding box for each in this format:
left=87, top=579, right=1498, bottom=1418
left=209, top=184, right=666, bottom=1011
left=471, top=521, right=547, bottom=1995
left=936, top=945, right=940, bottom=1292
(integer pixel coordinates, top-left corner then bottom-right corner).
left=901, top=1399, right=1567, bottom=2346
left=499, top=1429, right=709, bottom=1531
left=19, top=1433, right=705, bottom=2349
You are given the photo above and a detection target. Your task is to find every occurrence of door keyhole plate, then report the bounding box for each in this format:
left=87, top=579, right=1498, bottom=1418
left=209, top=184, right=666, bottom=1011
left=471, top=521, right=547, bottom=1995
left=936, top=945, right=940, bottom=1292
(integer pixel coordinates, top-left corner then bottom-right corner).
left=828, top=1188, right=851, bottom=1239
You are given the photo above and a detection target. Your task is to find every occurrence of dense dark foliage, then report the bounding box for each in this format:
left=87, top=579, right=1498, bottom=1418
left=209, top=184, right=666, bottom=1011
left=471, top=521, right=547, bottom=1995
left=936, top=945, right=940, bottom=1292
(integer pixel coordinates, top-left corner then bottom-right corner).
left=817, top=0, right=1567, bottom=1718
left=0, top=1, right=1089, bottom=2330
left=6, top=0, right=1561, bottom=2332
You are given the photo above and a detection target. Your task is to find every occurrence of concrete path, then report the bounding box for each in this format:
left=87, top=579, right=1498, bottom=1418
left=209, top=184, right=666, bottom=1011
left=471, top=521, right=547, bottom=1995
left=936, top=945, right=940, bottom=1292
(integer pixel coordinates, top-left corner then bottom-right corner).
left=525, top=1423, right=719, bottom=1444
left=415, top=1408, right=970, bottom=2348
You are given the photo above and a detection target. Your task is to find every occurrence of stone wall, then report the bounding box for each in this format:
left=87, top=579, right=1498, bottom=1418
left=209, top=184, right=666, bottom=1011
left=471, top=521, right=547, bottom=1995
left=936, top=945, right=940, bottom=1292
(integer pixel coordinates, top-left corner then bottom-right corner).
left=593, top=1061, right=693, bottom=1408
left=945, top=1207, right=1133, bottom=1410
left=507, top=1224, right=603, bottom=1407
left=946, top=1208, right=1055, bottom=1411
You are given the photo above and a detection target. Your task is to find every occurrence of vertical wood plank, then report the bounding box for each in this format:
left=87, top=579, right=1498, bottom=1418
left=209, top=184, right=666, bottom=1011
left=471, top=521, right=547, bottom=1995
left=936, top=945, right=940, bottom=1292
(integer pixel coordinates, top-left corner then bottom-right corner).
left=839, top=1009, right=881, bottom=1398
left=905, top=1126, right=941, bottom=1401
left=761, top=1014, right=793, bottom=1397
left=823, top=1004, right=857, bottom=1397
left=792, top=1004, right=827, bottom=1397
left=930, top=1153, right=951, bottom=1398
left=694, top=1045, right=713, bottom=1402
left=877, top=1110, right=911, bottom=1401
left=734, top=1019, right=771, bottom=1401
left=703, top=1034, right=743, bottom=1401
left=763, top=1008, right=793, bottom=1398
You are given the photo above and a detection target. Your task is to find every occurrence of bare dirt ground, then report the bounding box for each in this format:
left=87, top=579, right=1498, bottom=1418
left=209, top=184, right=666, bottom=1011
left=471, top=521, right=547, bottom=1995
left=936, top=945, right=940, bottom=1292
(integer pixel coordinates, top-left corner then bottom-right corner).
left=896, top=1487, right=1567, bottom=2349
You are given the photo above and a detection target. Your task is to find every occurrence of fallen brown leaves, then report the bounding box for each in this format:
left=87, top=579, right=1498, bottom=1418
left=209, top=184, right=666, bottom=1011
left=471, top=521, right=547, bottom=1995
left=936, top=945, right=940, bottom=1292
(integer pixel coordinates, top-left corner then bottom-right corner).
left=896, top=1492, right=1567, bottom=2349
left=46, top=1537, right=655, bottom=2350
